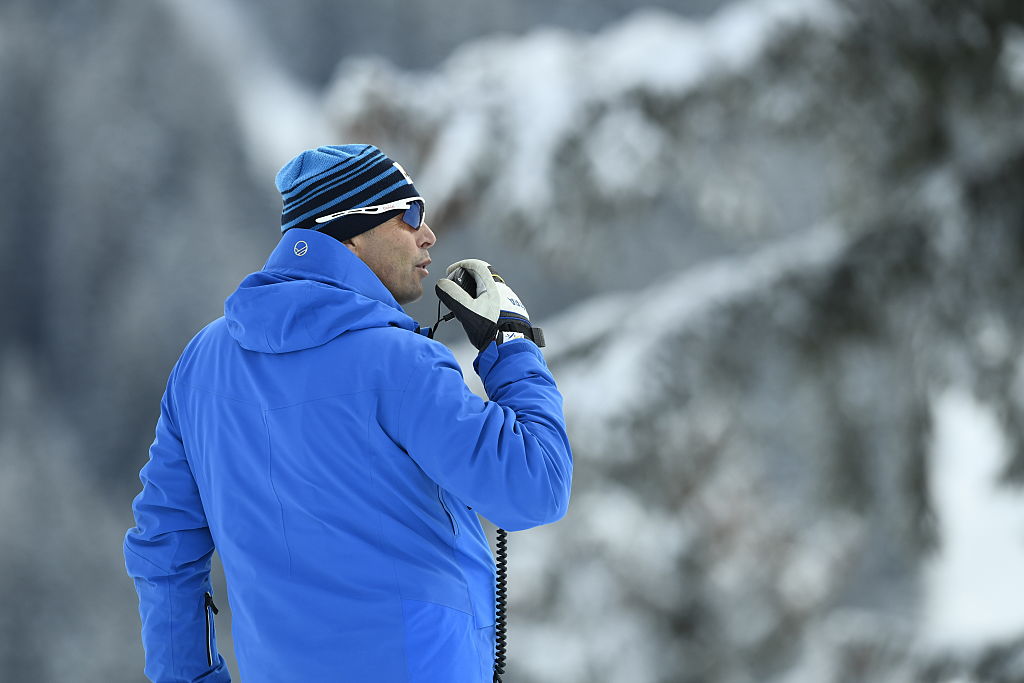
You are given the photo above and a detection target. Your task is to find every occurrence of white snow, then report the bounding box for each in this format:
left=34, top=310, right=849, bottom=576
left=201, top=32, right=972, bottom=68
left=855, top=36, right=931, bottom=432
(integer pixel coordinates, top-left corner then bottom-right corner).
left=584, top=105, right=668, bottom=197
left=545, top=224, right=846, bottom=431
left=1001, top=25, right=1024, bottom=93
left=416, top=110, right=491, bottom=210
left=590, top=0, right=841, bottom=100
left=325, top=0, right=842, bottom=225
left=156, top=0, right=332, bottom=179
left=922, top=386, right=1024, bottom=649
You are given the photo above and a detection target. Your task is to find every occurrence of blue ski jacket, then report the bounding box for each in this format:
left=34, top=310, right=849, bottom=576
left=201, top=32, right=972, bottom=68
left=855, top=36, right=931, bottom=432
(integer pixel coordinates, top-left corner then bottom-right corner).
left=124, top=228, right=573, bottom=682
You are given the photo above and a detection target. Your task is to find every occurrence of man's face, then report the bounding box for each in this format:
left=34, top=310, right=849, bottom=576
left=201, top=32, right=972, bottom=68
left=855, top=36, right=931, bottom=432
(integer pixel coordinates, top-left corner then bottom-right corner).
left=345, top=216, right=436, bottom=305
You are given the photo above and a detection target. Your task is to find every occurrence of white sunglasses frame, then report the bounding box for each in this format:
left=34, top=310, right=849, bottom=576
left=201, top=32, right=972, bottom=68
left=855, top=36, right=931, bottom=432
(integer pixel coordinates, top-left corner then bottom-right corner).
left=314, top=196, right=426, bottom=227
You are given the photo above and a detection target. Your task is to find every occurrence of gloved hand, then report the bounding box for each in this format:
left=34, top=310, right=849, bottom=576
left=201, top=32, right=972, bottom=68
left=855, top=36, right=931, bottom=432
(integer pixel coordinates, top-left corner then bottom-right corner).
left=435, top=259, right=545, bottom=351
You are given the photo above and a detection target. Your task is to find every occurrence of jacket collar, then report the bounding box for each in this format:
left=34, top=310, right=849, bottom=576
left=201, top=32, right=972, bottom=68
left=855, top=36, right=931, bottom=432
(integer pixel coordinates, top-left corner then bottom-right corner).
left=223, top=229, right=421, bottom=354
left=264, top=228, right=408, bottom=316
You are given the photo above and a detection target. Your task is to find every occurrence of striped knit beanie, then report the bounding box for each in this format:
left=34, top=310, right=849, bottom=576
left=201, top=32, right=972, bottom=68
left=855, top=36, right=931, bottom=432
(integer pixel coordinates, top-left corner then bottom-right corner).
left=275, top=144, right=420, bottom=240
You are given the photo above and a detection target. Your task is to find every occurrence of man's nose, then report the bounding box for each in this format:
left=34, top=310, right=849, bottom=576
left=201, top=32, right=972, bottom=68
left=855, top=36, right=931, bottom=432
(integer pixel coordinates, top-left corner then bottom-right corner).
left=418, top=222, right=437, bottom=248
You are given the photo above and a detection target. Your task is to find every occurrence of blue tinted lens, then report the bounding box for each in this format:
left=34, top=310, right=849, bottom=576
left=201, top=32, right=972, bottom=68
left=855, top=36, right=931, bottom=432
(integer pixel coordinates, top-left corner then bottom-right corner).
left=402, top=201, right=424, bottom=229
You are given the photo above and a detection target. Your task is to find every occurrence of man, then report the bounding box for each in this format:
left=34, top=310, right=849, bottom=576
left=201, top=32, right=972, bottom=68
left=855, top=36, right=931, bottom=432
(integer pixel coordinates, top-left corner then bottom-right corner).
left=124, top=144, right=573, bottom=682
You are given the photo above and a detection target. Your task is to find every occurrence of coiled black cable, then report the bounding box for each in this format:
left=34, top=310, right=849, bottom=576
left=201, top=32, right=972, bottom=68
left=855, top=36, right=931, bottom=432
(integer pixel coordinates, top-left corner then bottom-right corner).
left=429, top=282, right=511, bottom=681
left=493, top=527, right=508, bottom=682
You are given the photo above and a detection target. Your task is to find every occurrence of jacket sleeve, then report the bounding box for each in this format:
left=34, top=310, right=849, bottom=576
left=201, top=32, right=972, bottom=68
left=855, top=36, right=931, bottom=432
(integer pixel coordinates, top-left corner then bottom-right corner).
left=390, top=338, right=573, bottom=531
left=124, top=371, right=230, bottom=683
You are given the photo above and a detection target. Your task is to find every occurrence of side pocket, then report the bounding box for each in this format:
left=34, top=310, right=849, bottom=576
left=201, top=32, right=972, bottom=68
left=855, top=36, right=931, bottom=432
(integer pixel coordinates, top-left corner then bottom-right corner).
left=437, top=486, right=459, bottom=536
left=204, top=592, right=219, bottom=667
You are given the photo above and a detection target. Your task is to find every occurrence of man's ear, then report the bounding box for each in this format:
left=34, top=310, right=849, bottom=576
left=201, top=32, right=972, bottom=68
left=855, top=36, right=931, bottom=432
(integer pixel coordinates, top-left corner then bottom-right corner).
left=341, top=238, right=358, bottom=255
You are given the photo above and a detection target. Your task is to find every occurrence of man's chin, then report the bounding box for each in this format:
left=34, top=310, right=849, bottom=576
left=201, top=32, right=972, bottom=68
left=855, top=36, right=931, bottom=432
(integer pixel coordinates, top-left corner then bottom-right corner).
left=394, top=285, right=423, bottom=306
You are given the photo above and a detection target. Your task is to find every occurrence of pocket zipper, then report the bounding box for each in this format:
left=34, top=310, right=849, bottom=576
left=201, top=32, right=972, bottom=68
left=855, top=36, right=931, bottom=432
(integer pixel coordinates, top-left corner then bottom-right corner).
left=204, top=592, right=219, bottom=667
left=437, top=487, right=459, bottom=536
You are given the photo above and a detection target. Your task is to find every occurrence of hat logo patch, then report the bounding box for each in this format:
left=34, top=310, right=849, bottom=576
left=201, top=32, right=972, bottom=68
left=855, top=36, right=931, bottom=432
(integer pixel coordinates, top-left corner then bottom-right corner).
left=293, top=240, right=309, bottom=257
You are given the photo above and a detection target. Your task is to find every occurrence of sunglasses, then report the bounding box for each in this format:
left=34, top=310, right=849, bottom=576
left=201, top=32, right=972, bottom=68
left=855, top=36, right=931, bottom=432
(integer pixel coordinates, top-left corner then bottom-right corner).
left=314, top=197, right=426, bottom=230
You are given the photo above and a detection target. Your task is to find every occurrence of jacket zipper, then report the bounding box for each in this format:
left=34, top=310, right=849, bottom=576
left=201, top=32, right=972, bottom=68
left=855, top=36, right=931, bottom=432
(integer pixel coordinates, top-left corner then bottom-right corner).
left=437, top=486, right=459, bottom=536
left=204, top=592, right=219, bottom=667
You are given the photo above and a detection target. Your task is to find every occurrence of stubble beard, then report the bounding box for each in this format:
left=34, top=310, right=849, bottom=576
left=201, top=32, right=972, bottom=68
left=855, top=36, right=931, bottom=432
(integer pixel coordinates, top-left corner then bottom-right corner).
left=391, top=270, right=424, bottom=305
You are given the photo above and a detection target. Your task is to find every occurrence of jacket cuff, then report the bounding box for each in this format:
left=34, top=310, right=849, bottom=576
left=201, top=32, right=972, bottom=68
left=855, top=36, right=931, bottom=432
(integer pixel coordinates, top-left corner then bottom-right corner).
left=473, top=338, right=541, bottom=379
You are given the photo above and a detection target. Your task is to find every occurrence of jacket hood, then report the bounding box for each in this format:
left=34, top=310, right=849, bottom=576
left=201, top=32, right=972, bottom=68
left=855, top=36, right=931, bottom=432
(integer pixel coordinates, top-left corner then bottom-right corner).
left=225, top=229, right=419, bottom=353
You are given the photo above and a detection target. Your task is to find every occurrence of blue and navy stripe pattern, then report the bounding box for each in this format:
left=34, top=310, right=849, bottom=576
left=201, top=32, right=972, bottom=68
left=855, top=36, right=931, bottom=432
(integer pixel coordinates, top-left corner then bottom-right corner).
left=276, top=145, right=420, bottom=237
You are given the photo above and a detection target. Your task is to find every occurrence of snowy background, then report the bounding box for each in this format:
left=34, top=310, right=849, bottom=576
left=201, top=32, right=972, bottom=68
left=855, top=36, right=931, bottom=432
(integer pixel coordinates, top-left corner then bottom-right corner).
left=3, top=0, right=1024, bottom=681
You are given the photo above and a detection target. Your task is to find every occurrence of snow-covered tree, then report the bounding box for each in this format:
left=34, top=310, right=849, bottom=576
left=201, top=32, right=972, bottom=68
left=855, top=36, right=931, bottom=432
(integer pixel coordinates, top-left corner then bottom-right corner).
left=326, top=0, right=1024, bottom=680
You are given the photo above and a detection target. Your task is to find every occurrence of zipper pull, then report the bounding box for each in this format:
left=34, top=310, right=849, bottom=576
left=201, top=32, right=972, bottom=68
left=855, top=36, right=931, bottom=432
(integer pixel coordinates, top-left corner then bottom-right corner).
left=204, top=591, right=219, bottom=615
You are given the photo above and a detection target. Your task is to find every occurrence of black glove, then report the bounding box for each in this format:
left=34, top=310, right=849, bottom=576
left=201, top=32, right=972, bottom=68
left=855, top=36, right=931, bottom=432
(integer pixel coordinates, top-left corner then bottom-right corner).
left=435, top=259, right=545, bottom=351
